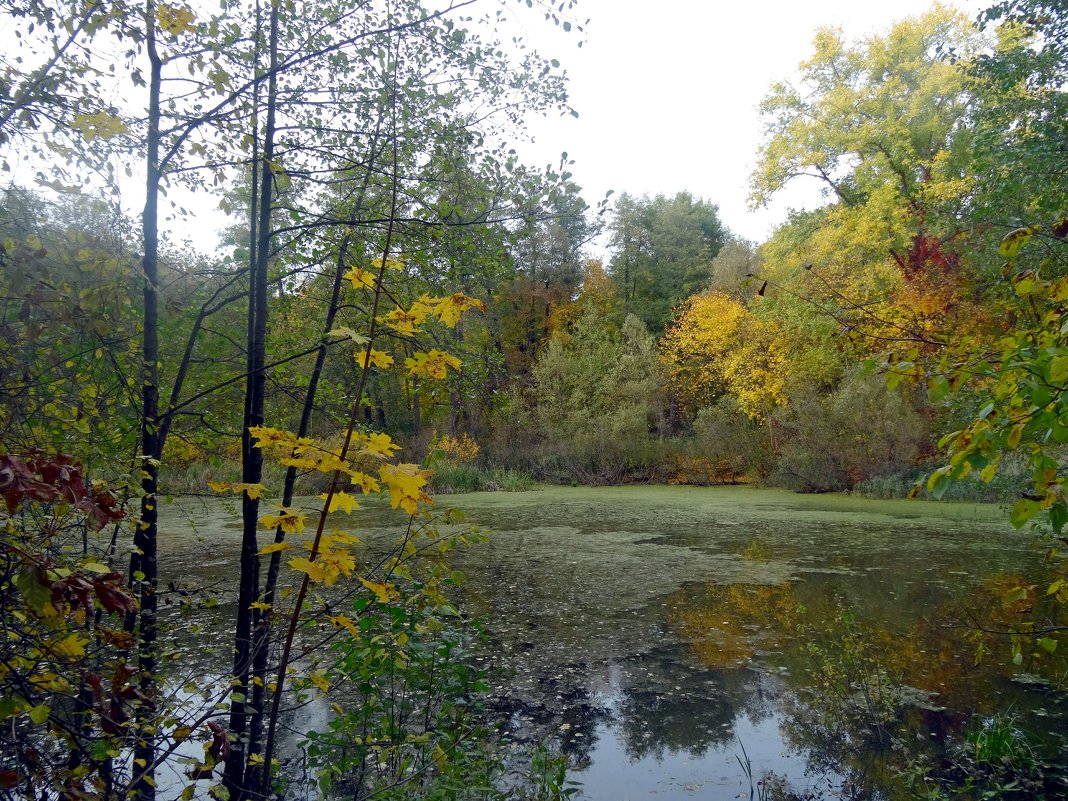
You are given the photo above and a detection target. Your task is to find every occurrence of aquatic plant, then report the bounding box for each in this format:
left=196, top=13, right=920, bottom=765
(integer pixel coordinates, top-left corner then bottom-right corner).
left=303, top=573, right=576, bottom=800
left=963, top=713, right=1037, bottom=773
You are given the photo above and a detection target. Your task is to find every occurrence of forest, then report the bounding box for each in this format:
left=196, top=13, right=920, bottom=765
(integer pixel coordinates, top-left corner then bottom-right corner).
left=1, top=0, right=1067, bottom=798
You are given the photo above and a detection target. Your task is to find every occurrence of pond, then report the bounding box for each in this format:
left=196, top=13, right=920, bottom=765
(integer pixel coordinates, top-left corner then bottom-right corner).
left=158, top=485, right=1068, bottom=800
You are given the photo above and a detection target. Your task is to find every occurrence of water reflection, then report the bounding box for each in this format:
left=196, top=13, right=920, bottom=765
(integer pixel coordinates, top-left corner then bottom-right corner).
left=157, top=487, right=1068, bottom=800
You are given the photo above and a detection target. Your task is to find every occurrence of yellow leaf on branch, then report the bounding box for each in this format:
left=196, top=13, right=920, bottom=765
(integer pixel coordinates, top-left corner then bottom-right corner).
left=157, top=3, right=196, bottom=35
left=329, top=613, right=360, bottom=638
left=288, top=557, right=327, bottom=583
left=356, top=349, right=395, bottom=370
left=208, top=481, right=267, bottom=499
left=279, top=456, right=317, bottom=470
left=321, top=491, right=359, bottom=514
left=258, top=541, right=292, bottom=555
left=404, top=350, right=461, bottom=381
left=379, top=463, right=431, bottom=515
left=347, top=470, right=382, bottom=494
left=260, top=507, right=306, bottom=534
left=428, top=292, right=485, bottom=327
left=344, top=267, right=378, bottom=290
left=357, top=432, right=400, bottom=459
left=379, top=307, right=424, bottom=336
left=359, top=577, right=397, bottom=604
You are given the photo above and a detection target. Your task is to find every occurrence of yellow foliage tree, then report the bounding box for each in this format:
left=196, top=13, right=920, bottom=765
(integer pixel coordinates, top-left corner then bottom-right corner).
left=660, top=292, right=747, bottom=413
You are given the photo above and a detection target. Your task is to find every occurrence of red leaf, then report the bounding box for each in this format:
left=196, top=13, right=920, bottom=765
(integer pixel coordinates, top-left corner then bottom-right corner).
left=95, top=583, right=138, bottom=616
left=206, top=721, right=230, bottom=762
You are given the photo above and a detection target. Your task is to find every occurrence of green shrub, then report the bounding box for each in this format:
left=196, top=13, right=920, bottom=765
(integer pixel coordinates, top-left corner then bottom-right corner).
left=769, top=370, right=926, bottom=493
left=688, top=397, right=772, bottom=482
left=495, top=309, right=672, bottom=485
left=303, top=577, right=576, bottom=801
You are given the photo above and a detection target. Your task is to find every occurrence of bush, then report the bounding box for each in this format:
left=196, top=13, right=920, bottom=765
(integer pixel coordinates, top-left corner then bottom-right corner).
left=684, top=397, right=772, bottom=483
left=495, top=309, right=671, bottom=484
left=769, top=370, right=926, bottom=493
left=853, top=452, right=1033, bottom=502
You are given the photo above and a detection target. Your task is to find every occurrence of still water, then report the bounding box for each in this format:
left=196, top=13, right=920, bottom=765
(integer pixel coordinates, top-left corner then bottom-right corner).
left=159, top=485, right=1068, bottom=800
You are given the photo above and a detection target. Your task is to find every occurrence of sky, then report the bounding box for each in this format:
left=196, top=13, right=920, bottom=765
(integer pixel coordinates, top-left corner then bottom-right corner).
left=515, top=0, right=986, bottom=246
left=1, top=0, right=988, bottom=253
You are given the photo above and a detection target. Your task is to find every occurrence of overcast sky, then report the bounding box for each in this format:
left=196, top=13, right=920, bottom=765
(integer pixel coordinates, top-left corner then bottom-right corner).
left=517, top=0, right=986, bottom=246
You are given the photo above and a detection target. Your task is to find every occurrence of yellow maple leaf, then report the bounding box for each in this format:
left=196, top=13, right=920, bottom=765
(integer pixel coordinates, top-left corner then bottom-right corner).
left=347, top=470, right=382, bottom=494
left=258, top=541, right=292, bottom=555
left=363, top=432, right=400, bottom=458
left=321, top=492, right=359, bottom=514
left=379, top=463, right=431, bottom=515
left=359, top=576, right=397, bottom=604
left=330, top=529, right=361, bottom=545
left=208, top=481, right=267, bottom=499
left=315, top=452, right=349, bottom=473
left=288, top=556, right=327, bottom=583
left=434, top=293, right=485, bottom=327
left=260, top=507, right=306, bottom=534
left=412, top=295, right=439, bottom=319
left=249, top=426, right=299, bottom=449
left=320, top=547, right=356, bottom=583
left=405, top=350, right=462, bottom=380
left=356, top=349, right=395, bottom=370
left=329, top=613, right=360, bottom=638
left=344, top=267, right=377, bottom=290
left=279, top=456, right=318, bottom=470
left=379, top=307, right=420, bottom=336
left=372, top=256, right=406, bottom=271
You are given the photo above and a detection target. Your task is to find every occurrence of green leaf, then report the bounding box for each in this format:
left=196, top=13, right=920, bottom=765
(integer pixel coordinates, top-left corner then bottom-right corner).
left=1051, top=504, right=1068, bottom=535
left=16, top=566, right=56, bottom=618
left=1010, top=498, right=1042, bottom=529
left=1037, top=637, right=1058, bottom=654
left=1051, top=355, right=1068, bottom=383
left=0, top=696, right=22, bottom=720
left=928, top=374, right=950, bottom=403
left=28, top=704, right=50, bottom=725
left=927, top=467, right=951, bottom=499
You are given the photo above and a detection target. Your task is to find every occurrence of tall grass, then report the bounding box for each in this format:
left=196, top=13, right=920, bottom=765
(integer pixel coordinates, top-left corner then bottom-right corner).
left=157, top=458, right=323, bottom=497
left=426, top=462, right=535, bottom=494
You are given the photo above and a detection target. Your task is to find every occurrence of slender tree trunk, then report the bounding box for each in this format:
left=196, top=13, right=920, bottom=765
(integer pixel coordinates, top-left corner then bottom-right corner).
left=224, top=0, right=277, bottom=794
left=131, top=1, right=163, bottom=798
left=412, top=376, right=421, bottom=435
left=259, top=32, right=404, bottom=784
left=246, top=115, right=387, bottom=778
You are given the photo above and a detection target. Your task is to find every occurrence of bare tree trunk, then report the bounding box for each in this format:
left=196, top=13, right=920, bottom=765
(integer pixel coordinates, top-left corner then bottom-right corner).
left=224, top=0, right=277, bottom=794
left=130, top=1, right=163, bottom=798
